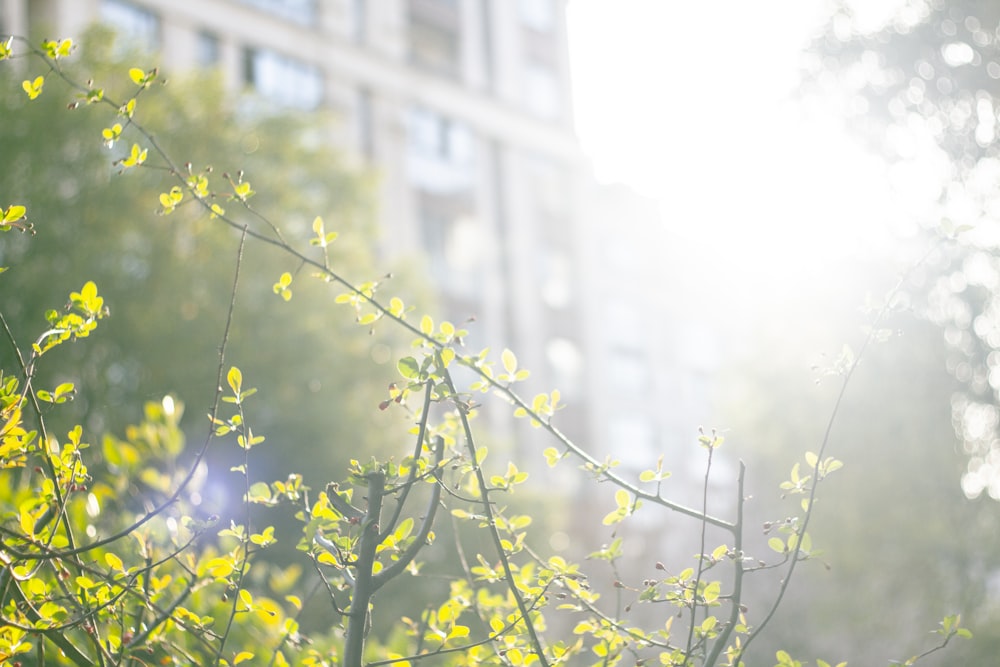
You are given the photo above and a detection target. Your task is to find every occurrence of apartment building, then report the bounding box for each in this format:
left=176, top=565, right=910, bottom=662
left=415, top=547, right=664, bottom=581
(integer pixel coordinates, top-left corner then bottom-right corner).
left=2, top=0, right=712, bottom=494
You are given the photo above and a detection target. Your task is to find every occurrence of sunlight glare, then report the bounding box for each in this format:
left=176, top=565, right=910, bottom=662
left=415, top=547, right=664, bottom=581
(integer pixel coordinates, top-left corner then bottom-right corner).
left=567, top=0, right=924, bottom=302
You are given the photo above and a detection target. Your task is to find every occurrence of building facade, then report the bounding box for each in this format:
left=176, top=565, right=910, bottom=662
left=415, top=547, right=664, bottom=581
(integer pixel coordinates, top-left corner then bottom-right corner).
left=2, top=0, right=713, bottom=494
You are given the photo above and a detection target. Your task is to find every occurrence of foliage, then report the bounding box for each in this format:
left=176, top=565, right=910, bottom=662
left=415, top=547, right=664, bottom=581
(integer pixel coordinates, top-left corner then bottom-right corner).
left=808, top=0, right=1000, bottom=499
left=718, top=264, right=1000, bottom=664
left=0, top=34, right=975, bottom=667
left=0, top=27, right=405, bottom=493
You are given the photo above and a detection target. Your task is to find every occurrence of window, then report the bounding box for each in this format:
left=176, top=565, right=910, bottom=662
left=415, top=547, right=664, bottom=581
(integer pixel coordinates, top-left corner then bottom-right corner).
left=100, top=0, right=160, bottom=50
left=242, top=47, right=323, bottom=110
left=406, top=106, right=476, bottom=192
left=539, top=249, right=572, bottom=309
left=351, top=0, right=367, bottom=42
left=409, top=17, right=459, bottom=76
left=239, top=0, right=316, bottom=25
left=546, top=337, right=583, bottom=398
left=524, top=62, right=561, bottom=118
left=197, top=31, right=220, bottom=67
left=525, top=158, right=574, bottom=307
left=356, top=88, right=374, bottom=160
left=408, top=0, right=460, bottom=77
left=519, top=2, right=562, bottom=118
left=518, top=0, right=555, bottom=33
left=407, top=105, right=480, bottom=297
left=407, top=107, right=472, bottom=165
left=417, top=192, right=481, bottom=299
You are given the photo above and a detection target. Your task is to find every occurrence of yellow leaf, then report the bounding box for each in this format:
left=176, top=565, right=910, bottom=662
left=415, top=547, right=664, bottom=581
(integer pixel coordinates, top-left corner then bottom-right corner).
left=3, top=205, right=26, bottom=223
left=105, top=552, right=124, bottom=571
left=238, top=588, right=253, bottom=610
left=501, top=348, right=517, bottom=374
left=227, top=367, right=243, bottom=395
left=233, top=651, right=254, bottom=664
left=204, top=557, right=234, bottom=578
left=22, top=75, right=44, bottom=100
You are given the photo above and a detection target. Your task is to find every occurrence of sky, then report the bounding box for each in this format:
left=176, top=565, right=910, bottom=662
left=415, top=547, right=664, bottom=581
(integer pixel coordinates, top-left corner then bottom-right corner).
left=564, top=0, right=918, bottom=294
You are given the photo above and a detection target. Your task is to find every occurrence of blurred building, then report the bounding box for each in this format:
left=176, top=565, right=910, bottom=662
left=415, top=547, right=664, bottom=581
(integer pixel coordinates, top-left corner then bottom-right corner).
left=2, top=0, right=716, bottom=492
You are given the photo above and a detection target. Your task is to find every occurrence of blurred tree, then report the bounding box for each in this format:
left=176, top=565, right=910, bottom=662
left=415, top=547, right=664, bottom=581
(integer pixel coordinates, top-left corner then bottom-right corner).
left=719, top=259, right=1000, bottom=665
left=810, top=1, right=1000, bottom=501
left=0, top=28, right=412, bottom=507
left=809, top=1, right=1000, bottom=165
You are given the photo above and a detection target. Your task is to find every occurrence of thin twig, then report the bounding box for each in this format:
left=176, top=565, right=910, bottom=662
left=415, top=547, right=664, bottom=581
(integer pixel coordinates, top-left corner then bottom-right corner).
left=440, top=362, right=550, bottom=667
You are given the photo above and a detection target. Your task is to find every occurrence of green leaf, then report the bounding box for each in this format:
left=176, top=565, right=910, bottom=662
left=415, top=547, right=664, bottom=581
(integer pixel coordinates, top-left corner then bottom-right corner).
left=248, top=482, right=272, bottom=503
left=394, top=517, right=414, bottom=541
left=397, top=356, right=420, bottom=379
